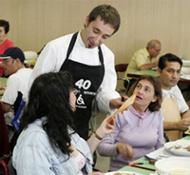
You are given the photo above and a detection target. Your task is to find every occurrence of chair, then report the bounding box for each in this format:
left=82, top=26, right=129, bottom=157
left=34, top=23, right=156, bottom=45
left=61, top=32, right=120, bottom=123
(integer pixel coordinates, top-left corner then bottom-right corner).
left=24, top=51, right=38, bottom=68
left=0, top=104, right=10, bottom=175
left=0, top=103, right=10, bottom=159
left=0, top=160, right=9, bottom=175
left=9, top=99, right=26, bottom=153
left=11, top=99, right=26, bottom=131
left=115, top=64, right=130, bottom=92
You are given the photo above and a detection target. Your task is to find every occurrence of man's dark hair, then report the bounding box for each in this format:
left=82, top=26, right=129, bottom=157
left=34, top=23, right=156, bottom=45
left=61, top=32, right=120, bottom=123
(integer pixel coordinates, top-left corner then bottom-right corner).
left=0, top=19, right=10, bottom=34
left=88, top=4, right=120, bottom=34
left=158, top=53, right=183, bottom=70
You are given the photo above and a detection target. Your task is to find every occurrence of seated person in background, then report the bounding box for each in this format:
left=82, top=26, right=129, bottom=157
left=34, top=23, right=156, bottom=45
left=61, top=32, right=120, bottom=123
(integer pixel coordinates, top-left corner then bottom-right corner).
left=97, top=76, right=164, bottom=171
left=0, top=19, right=14, bottom=76
left=125, top=40, right=161, bottom=78
left=158, top=53, right=190, bottom=140
left=0, top=19, right=14, bottom=54
left=0, top=47, right=32, bottom=114
left=12, top=71, right=114, bottom=175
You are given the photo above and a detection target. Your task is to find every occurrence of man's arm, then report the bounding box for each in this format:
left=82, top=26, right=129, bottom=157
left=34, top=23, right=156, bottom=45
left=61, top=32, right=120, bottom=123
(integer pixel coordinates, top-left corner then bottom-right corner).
left=96, top=48, right=121, bottom=113
left=135, top=51, right=157, bottom=70
left=139, top=62, right=157, bottom=70
left=29, top=43, right=57, bottom=87
left=1, top=76, right=18, bottom=113
left=164, top=118, right=190, bottom=131
left=163, top=86, right=190, bottom=131
left=181, top=110, right=190, bottom=120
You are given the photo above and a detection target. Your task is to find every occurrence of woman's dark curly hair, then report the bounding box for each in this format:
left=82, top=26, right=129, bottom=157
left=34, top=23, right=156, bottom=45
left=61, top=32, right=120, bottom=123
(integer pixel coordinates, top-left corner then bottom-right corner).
left=128, top=76, right=162, bottom=112
left=20, top=71, right=75, bottom=155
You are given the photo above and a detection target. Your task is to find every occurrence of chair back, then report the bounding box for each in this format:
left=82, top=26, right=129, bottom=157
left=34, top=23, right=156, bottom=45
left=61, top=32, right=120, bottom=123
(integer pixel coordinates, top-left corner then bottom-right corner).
left=115, top=64, right=128, bottom=75
left=11, top=99, right=26, bottom=131
left=115, top=64, right=131, bottom=92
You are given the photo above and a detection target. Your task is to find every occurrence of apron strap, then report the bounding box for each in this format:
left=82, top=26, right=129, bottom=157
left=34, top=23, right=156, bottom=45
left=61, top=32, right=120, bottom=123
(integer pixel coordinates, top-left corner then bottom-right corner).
left=63, top=31, right=104, bottom=66
left=66, top=32, right=78, bottom=60
left=98, top=46, right=104, bottom=65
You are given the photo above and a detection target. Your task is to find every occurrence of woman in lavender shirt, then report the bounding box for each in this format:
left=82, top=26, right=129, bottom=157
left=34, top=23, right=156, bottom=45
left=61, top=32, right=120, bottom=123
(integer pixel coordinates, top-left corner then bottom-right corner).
left=97, top=76, right=165, bottom=171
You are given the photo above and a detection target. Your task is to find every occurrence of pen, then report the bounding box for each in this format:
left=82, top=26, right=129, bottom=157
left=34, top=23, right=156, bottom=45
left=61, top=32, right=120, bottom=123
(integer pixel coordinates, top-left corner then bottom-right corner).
left=129, top=162, right=155, bottom=171
left=128, top=162, right=144, bottom=166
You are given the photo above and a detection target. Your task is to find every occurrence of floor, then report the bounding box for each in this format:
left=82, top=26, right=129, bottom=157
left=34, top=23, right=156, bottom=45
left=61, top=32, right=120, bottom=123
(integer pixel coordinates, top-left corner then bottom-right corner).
left=93, top=113, right=110, bottom=172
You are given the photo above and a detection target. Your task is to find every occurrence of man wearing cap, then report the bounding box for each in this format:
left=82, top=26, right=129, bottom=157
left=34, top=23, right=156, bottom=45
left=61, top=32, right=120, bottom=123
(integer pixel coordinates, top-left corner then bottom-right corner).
left=0, top=47, right=32, bottom=114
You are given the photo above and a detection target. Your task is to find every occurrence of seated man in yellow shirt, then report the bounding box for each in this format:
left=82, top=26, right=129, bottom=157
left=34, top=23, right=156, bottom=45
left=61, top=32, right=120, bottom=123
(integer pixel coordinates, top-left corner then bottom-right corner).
left=125, top=39, right=161, bottom=78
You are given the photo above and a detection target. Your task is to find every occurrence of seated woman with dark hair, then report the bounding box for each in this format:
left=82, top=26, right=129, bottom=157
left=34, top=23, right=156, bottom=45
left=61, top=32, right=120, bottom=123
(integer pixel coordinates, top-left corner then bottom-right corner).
left=12, top=71, right=114, bottom=175
left=97, top=76, right=165, bottom=171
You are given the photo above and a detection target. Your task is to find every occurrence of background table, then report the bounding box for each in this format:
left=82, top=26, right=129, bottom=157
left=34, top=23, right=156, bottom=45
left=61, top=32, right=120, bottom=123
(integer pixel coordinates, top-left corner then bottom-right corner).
left=127, top=70, right=158, bottom=78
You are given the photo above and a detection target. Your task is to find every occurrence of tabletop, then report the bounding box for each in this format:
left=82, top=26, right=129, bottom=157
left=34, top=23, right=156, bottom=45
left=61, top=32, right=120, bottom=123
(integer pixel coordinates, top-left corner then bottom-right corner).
left=126, top=70, right=190, bottom=90
left=117, top=136, right=190, bottom=175
left=127, top=70, right=158, bottom=79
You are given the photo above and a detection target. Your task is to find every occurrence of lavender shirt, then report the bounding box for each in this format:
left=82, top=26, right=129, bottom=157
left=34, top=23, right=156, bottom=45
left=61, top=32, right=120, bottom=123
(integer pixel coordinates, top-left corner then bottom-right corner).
left=97, top=106, right=165, bottom=171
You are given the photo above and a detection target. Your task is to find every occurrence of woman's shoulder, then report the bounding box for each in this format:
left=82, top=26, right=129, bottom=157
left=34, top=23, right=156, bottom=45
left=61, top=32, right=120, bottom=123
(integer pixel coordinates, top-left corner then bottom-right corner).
left=115, top=110, right=131, bottom=128
left=70, top=132, right=88, bottom=148
left=150, top=110, right=163, bottom=121
left=17, top=120, right=49, bottom=147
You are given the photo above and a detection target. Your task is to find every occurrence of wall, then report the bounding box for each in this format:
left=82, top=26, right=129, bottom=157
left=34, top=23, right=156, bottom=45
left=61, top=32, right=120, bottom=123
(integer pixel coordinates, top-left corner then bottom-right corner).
left=1, top=0, right=190, bottom=64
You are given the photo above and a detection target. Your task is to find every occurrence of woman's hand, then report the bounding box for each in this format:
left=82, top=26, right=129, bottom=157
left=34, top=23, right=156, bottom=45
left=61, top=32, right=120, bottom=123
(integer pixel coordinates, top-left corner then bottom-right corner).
left=95, top=116, right=115, bottom=139
left=87, top=116, right=115, bottom=153
left=116, top=143, right=134, bottom=160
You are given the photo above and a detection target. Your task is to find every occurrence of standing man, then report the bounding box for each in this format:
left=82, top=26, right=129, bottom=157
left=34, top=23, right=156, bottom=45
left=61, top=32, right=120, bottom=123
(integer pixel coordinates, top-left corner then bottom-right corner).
left=158, top=53, right=190, bottom=140
left=125, top=39, right=161, bottom=77
left=30, top=4, right=123, bottom=139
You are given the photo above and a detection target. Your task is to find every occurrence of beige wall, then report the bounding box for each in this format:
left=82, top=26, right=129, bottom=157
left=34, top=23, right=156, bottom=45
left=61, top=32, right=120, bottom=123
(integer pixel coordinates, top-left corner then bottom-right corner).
left=1, top=0, right=190, bottom=64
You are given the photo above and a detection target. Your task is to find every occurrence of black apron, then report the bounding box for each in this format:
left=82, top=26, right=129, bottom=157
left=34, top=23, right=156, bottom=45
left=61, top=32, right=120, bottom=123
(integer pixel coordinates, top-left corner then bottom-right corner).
left=60, top=32, right=105, bottom=139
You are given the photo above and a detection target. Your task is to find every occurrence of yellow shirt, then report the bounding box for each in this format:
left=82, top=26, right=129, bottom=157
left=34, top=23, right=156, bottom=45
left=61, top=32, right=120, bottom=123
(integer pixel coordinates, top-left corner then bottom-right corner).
left=125, top=48, right=158, bottom=78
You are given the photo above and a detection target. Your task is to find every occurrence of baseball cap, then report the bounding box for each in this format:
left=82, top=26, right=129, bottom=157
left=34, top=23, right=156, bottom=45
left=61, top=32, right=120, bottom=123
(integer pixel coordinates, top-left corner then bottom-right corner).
left=0, top=47, right=25, bottom=63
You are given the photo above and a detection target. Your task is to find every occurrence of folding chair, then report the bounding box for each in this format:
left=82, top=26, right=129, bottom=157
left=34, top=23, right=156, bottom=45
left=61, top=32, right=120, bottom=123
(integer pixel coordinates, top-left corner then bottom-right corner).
left=11, top=99, right=26, bottom=132
left=115, top=63, right=130, bottom=92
